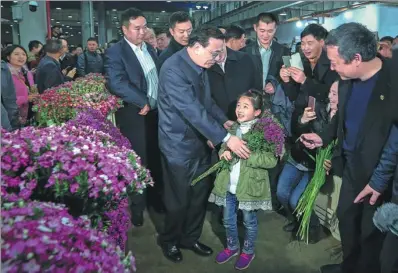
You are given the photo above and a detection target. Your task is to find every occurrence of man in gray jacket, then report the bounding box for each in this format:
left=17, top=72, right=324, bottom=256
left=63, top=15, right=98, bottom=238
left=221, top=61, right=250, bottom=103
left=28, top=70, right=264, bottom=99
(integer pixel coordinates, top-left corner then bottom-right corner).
left=1, top=61, right=20, bottom=131
left=77, top=37, right=104, bottom=77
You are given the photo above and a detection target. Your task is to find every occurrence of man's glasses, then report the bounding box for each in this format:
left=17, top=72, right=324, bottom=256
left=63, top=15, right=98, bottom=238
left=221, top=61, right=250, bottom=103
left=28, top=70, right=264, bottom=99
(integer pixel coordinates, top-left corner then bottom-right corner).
left=204, top=47, right=225, bottom=60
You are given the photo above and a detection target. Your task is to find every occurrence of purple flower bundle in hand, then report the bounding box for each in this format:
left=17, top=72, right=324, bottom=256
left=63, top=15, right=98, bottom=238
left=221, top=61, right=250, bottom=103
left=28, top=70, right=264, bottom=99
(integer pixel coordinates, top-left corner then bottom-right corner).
left=1, top=200, right=136, bottom=273
left=192, top=112, right=285, bottom=185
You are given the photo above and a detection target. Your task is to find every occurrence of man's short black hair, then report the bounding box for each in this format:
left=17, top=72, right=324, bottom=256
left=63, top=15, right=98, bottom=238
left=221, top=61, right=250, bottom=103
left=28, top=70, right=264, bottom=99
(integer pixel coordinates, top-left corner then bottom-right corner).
left=121, top=8, right=145, bottom=28
left=380, top=36, right=394, bottom=44
left=156, top=28, right=171, bottom=38
left=28, top=40, right=43, bottom=51
left=169, top=11, right=191, bottom=29
left=301, top=24, right=328, bottom=41
left=225, top=25, right=245, bottom=42
left=87, top=37, right=98, bottom=43
left=255, top=12, right=278, bottom=26
left=188, top=25, right=224, bottom=48
left=44, top=39, right=63, bottom=54
left=325, top=22, right=377, bottom=63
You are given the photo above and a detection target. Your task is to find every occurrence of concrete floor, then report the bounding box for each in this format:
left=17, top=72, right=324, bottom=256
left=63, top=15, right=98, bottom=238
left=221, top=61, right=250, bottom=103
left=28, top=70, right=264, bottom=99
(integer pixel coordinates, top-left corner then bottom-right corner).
left=127, top=205, right=342, bottom=273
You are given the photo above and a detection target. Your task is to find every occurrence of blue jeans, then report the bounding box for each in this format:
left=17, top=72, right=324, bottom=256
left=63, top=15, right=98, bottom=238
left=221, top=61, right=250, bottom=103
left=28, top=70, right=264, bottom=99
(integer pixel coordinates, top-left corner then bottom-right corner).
left=223, top=192, right=257, bottom=254
left=276, top=162, right=319, bottom=226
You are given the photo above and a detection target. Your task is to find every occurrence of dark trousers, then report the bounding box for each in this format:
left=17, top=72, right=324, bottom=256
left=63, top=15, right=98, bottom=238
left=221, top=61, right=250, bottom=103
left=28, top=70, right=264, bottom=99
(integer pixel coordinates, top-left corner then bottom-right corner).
left=337, top=164, right=385, bottom=273
left=116, top=106, right=162, bottom=215
left=381, top=232, right=398, bottom=273
left=268, top=159, right=284, bottom=210
left=159, top=153, right=212, bottom=247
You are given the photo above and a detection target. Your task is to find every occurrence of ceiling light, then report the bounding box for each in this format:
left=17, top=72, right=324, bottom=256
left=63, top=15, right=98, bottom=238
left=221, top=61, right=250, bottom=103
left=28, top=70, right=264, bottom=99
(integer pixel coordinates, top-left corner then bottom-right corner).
left=1, top=5, right=4, bottom=7
left=203, top=5, right=208, bottom=10
left=156, top=17, right=159, bottom=20
left=13, top=1, right=18, bottom=3
left=68, top=15, right=72, bottom=18
left=62, top=24, right=65, bottom=26
left=14, top=20, right=18, bottom=22
left=6, top=31, right=10, bottom=34
left=344, top=11, right=353, bottom=19
left=56, top=7, right=61, bottom=10
left=78, top=32, right=81, bottom=34
left=279, top=12, right=287, bottom=16
left=353, top=1, right=360, bottom=4
left=66, top=25, right=70, bottom=28
left=196, top=5, right=201, bottom=9
left=113, top=16, right=117, bottom=19
left=77, top=21, right=80, bottom=24
left=112, top=9, right=117, bottom=11
left=51, top=18, right=54, bottom=21
left=56, top=21, right=60, bottom=24
left=167, top=1, right=171, bottom=2
left=10, top=24, right=13, bottom=27
left=71, top=34, right=74, bottom=37
left=161, top=10, right=165, bottom=13
left=296, top=21, right=303, bottom=28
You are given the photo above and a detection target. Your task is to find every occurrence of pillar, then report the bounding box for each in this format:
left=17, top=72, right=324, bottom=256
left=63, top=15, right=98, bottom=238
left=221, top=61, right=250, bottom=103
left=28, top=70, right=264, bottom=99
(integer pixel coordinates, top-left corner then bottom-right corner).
left=81, top=1, right=94, bottom=46
left=97, top=1, right=106, bottom=47
left=12, top=24, right=20, bottom=45
left=13, top=1, right=47, bottom=50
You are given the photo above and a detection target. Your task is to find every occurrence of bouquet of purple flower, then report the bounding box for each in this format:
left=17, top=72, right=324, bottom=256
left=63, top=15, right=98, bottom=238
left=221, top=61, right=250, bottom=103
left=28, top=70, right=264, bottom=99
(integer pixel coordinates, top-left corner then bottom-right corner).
left=192, top=113, right=285, bottom=185
left=1, top=200, right=136, bottom=272
left=1, top=125, right=153, bottom=230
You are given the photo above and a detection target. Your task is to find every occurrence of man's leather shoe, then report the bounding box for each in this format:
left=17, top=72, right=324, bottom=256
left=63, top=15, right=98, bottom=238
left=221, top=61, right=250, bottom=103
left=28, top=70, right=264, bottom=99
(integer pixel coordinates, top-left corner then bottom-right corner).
left=160, top=244, right=183, bottom=263
left=319, top=264, right=342, bottom=273
left=131, top=212, right=144, bottom=227
left=180, top=242, right=213, bottom=257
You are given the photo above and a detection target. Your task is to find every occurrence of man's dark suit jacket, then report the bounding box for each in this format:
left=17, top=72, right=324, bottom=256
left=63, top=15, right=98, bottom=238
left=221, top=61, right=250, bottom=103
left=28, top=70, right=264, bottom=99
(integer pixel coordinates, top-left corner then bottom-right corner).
left=158, top=38, right=185, bottom=70
left=158, top=48, right=228, bottom=160
left=36, top=55, right=72, bottom=94
left=282, top=50, right=338, bottom=105
left=241, top=40, right=290, bottom=89
left=207, top=47, right=259, bottom=120
left=321, top=57, right=397, bottom=191
left=104, top=38, right=158, bottom=164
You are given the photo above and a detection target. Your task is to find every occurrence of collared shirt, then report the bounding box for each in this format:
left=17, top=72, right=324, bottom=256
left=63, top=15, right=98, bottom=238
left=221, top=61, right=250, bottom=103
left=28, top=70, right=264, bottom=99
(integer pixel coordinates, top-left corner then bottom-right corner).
left=124, top=37, right=159, bottom=109
left=258, top=40, right=272, bottom=88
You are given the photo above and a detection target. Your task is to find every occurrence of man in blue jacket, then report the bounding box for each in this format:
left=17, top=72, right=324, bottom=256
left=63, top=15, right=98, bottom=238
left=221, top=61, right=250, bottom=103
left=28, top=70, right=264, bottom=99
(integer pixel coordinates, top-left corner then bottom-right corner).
left=157, top=25, right=250, bottom=263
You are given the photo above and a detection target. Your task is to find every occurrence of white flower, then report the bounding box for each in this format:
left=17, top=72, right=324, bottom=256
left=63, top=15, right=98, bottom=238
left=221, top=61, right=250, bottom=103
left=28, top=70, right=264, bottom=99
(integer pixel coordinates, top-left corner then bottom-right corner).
left=103, top=187, right=109, bottom=193
left=72, top=147, right=81, bottom=155
left=82, top=145, right=89, bottom=150
left=61, top=217, right=73, bottom=227
left=122, top=187, right=127, bottom=193
left=50, top=146, right=57, bottom=151
left=37, top=225, right=52, bottom=233
left=27, top=252, right=34, bottom=259
left=12, top=144, right=21, bottom=149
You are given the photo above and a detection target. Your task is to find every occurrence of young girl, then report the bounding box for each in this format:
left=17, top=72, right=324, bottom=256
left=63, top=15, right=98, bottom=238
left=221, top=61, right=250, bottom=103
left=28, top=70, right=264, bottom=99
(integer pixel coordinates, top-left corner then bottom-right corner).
left=209, top=90, right=278, bottom=270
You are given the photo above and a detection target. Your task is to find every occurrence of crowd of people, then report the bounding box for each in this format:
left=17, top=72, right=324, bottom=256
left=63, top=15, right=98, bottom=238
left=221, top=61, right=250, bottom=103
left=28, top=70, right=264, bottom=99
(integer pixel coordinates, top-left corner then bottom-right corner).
left=1, top=7, right=398, bottom=273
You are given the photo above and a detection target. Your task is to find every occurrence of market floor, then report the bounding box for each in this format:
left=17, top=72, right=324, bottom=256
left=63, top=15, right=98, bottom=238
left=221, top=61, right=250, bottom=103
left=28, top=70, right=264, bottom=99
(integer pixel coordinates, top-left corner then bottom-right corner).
left=127, top=205, right=342, bottom=273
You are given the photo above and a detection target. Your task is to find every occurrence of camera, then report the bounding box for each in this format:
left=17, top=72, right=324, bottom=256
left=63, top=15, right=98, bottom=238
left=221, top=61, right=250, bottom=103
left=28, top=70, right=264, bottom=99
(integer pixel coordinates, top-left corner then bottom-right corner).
left=29, top=1, right=38, bottom=12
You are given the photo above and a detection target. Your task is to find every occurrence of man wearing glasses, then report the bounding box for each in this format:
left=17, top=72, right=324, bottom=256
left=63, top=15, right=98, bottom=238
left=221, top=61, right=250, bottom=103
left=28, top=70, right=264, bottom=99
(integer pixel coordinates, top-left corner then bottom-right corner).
left=157, top=25, right=250, bottom=263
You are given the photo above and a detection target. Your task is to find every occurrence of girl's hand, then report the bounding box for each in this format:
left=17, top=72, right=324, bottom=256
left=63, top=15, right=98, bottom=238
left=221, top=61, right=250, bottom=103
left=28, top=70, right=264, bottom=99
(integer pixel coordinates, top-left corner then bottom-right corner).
left=323, top=159, right=332, bottom=175
left=220, top=151, right=232, bottom=161
left=300, top=107, right=317, bottom=124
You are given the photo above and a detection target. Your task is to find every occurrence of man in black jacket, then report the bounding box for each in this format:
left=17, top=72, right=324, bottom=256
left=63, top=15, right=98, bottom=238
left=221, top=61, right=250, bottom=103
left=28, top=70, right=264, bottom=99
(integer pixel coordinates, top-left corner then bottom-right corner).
left=301, top=23, right=397, bottom=273
left=241, top=12, right=290, bottom=93
left=158, top=11, right=192, bottom=69
left=36, top=39, right=76, bottom=93
left=241, top=12, right=290, bottom=211
left=280, top=24, right=338, bottom=105
left=208, top=46, right=258, bottom=120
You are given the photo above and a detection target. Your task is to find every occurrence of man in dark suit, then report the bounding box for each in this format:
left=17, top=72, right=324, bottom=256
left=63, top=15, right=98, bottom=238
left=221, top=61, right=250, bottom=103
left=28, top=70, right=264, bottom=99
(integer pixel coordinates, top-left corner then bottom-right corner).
left=157, top=25, right=251, bottom=263
left=158, top=11, right=192, bottom=69
left=241, top=12, right=290, bottom=94
left=208, top=46, right=258, bottom=121
left=241, top=12, right=291, bottom=211
left=104, top=8, right=161, bottom=227
left=300, top=23, right=397, bottom=273
left=36, top=39, right=76, bottom=93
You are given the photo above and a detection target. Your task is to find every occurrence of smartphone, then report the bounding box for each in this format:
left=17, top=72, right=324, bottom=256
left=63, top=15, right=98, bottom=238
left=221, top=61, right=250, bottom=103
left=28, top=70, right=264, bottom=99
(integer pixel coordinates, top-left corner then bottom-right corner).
left=308, top=96, right=316, bottom=111
left=282, top=56, right=291, bottom=68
